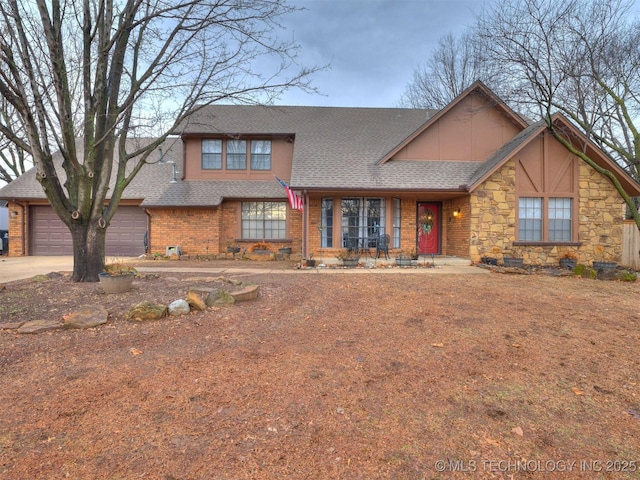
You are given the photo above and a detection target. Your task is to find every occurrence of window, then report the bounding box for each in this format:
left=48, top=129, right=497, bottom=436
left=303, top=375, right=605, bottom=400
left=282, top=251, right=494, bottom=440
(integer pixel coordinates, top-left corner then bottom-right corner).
left=341, top=197, right=385, bottom=247
left=519, top=197, right=542, bottom=241
left=548, top=198, right=572, bottom=241
left=321, top=198, right=333, bottom=248
left=226, top=140, right=247, bottom=170
left=518, top=197, right=572, bottom=242
left=202, top=139, right=222, bottom=169
left=250, top=140, right=271, bottom=170
left=393, top=198, right=401, bottom=248
left=241, top=201, right=286, bottom=239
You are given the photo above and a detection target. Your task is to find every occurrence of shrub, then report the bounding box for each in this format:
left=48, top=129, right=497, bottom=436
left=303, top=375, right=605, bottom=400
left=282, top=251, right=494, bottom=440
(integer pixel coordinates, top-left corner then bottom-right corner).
left=574, top=263, right=596, bottom=279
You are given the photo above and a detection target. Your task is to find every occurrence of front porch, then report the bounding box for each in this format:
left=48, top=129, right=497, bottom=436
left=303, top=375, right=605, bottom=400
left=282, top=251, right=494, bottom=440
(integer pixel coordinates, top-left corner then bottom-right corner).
left=303, top=254, right=472, bottom=268
left=304, top=193, right=472, bottom=262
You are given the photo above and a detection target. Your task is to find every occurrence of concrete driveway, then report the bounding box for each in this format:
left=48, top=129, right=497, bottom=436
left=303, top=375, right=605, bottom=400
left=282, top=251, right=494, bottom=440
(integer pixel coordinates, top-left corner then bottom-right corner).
left=0, top=256, right=75, bottom=283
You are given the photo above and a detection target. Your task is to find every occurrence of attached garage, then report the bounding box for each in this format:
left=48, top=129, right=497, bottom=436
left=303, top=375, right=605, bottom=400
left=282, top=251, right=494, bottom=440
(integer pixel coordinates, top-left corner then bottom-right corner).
left=30, top=206, right=148, bottom=256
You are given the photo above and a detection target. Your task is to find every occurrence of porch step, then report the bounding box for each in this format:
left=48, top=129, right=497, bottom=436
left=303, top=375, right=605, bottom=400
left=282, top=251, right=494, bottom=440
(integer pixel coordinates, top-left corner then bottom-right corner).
left=417, top=255, right=472, bottom=266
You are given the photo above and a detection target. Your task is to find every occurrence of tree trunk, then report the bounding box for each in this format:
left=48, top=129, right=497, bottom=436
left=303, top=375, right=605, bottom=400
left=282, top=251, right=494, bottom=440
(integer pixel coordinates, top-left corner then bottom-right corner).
left=69, top=221, right=106, bottom=282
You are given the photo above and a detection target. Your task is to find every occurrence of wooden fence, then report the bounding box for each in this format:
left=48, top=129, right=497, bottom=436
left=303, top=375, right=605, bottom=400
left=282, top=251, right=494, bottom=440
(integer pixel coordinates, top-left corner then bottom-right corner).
left=622, top=221, right=640, bottom=269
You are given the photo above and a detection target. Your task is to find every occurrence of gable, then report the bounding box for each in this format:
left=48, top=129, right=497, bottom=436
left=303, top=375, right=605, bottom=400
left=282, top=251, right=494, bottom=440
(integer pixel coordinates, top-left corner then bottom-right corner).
left=390, top=91, right=523, bottom=162
left=516, top=131, right=577, bottom=195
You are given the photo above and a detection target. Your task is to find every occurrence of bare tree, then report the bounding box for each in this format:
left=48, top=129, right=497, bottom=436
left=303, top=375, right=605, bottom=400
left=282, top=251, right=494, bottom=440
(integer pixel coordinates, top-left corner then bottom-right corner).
left=474, top=0, right=640, bottom=229
left=0, top=99, right=30, bottom=183
left=398, top=32, right=489, bottom=109
left=0, top=0, right=320, bottom=281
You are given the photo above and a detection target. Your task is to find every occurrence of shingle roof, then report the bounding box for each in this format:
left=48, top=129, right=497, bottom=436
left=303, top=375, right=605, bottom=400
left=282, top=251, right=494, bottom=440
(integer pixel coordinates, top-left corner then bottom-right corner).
left=9, top=104, right=636, bottom=203
left=140, top=180, right=286, bottom=206
left=0, top=137, right=185, bottom=201
left=178, top=105, right=465, bottom=190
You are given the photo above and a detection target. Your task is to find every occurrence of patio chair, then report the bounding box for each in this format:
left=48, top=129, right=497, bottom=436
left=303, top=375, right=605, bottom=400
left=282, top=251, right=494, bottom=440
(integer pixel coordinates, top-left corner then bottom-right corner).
left=376, top=234, right=390, bottom=259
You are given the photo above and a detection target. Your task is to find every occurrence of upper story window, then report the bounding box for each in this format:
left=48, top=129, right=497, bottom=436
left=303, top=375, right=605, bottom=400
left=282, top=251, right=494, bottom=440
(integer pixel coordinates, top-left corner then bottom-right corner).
left=202, top=139, right=222, bottom=170
left=201, top=138, right=273, bottom=171
left=226, top=140, right=247, bottom=170
left=251, top=140, right=272, bottom=170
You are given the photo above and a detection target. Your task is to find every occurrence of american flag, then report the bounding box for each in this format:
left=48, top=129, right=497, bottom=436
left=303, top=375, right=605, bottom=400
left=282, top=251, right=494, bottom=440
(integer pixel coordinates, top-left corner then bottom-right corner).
left=275, top=176, right=304, bottom=211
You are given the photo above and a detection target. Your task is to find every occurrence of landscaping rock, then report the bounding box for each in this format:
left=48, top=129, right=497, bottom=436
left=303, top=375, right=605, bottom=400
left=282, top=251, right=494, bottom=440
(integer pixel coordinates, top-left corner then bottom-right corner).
left=185, top=291, right=207, bottom=311
left=168, top=299, right=191, bottom=316
left=0, top=322, right=24, bottom=330
left=18, top=319, right=61, bottom=334
left=206, top=289, right=236, bottom=307
left=230, top=285, right=260, bottom=302
left=63, top=305, right=109, bottom=329
left=125, top=301, right=167, bottom=321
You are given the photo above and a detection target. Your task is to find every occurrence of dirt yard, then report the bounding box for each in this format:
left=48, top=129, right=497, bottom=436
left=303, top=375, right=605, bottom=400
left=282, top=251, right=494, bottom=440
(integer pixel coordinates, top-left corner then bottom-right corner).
left=1, top=260, right=639, bottom=479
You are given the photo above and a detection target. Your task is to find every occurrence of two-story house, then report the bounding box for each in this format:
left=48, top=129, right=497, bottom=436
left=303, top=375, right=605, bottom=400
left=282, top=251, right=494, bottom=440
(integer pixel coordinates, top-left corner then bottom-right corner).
left=2, top=82, right=639, bottom=266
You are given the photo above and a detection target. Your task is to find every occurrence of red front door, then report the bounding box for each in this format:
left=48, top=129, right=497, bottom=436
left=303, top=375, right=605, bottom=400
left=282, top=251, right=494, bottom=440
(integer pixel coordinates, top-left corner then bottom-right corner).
left=417, top=202, right=440, bottom=255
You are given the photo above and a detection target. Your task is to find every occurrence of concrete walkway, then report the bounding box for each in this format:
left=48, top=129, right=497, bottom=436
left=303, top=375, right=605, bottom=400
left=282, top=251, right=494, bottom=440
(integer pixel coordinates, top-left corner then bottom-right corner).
left=0, top=255, right=488, bottom=283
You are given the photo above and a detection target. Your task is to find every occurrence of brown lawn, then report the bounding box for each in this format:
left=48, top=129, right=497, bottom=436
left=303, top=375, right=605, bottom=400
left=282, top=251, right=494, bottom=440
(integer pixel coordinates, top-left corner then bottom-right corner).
left=1, top=262, right=639, bottom=479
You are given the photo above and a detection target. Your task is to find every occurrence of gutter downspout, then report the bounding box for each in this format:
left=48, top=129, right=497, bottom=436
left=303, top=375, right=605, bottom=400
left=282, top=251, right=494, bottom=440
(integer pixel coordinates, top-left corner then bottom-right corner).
left=143, top=208, right=152, bottom=254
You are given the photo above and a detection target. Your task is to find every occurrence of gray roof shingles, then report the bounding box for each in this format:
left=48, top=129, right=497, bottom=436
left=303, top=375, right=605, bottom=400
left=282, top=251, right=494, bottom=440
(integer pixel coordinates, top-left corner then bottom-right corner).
left=179, top=105, right=486, bottom=191
left=1, top=104, right=507, bottom=205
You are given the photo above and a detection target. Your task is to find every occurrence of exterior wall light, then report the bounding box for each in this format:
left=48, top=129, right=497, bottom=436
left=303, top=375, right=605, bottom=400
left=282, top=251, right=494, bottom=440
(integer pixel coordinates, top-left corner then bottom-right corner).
left=453, top=209, right=461, bottom=218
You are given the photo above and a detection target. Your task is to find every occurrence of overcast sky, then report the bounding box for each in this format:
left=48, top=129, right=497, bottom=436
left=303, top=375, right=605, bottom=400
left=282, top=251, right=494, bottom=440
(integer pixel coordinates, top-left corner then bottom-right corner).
left=273, top=0, right=640, bottom=108
left=273, top=0, right=493, bottom=107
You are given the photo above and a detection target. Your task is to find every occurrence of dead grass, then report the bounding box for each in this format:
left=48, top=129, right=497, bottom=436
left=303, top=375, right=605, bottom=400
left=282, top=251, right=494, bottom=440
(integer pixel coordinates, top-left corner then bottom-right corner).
left=0, top=266, right=639, bottom=479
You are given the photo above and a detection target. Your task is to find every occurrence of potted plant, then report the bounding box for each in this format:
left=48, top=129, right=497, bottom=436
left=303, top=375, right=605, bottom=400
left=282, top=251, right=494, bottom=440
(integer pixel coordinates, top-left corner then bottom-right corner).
left=592, top=245, right=617, bottom=273
left=226, top=242, right=241, bottom=254
left=250, top=242, right=270, bottom=254
left=395, top=254, right=412, bottom=267
left=305, top=253, right=316, bottom=267
left=559, top=251, right=578, bottom=270
left=481, top=256, right=498, bottom=266
left=98, top=261, right=137, bottom=294
left=502, top=246, right=524, bottom=268
left=336, top=250, right=359, bottom=268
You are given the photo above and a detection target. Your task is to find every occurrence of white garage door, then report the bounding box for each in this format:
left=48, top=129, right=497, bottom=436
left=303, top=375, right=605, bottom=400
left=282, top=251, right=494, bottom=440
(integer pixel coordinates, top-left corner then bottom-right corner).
left=30, top=206, right=148, bottom=256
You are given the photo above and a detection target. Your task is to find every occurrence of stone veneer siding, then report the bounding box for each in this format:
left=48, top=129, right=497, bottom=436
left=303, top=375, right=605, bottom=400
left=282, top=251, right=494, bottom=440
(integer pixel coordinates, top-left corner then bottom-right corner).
left=470, top=159, right=625, bottom=265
